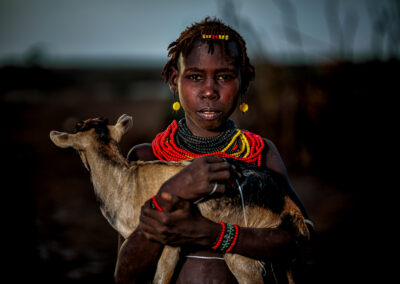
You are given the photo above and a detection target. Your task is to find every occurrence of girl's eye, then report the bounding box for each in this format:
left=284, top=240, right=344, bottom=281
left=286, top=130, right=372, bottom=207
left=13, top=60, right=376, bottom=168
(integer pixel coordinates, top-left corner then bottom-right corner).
left=217, top=74, right=235, bottom=81
left=188, top=74, right=201, bottom=81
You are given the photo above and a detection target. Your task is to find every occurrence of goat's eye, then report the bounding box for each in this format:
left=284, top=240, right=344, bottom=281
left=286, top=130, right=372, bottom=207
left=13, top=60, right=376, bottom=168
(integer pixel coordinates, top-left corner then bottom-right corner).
left=100, top=117, right=109, bottom=125
left=75, top=121, right=84, bottom=130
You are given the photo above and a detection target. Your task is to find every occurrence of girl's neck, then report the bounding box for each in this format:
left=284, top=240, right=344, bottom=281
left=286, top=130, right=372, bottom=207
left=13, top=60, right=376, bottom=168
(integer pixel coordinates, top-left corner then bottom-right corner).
left=184, top=118, right=232, bottom=138
left=176, top=118, right=237, bottom=155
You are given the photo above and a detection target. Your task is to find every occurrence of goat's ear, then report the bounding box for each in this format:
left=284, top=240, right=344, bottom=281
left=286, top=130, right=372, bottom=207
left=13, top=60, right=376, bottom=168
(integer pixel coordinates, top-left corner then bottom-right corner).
left=111, top=114, right=133, bottom=142
left=49, top=131, right=75, bottom=148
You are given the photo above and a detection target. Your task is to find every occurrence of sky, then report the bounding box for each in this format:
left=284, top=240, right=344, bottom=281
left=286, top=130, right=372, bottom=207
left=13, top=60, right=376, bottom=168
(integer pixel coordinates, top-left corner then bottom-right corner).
left=0, top=0, right=398, bottom=66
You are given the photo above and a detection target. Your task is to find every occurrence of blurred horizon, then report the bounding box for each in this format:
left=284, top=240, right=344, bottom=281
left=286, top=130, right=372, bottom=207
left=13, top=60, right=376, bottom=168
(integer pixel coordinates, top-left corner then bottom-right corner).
left=1, top=0, right=399, bottom=68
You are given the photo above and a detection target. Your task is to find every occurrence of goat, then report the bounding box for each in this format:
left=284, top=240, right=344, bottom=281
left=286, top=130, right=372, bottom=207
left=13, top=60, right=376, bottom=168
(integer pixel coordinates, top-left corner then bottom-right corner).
left=49, top=114, right=310, bottom=284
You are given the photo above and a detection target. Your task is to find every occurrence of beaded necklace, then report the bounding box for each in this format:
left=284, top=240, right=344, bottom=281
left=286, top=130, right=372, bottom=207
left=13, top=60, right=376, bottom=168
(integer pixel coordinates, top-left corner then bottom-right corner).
left=176, top=119, right=238, bottom=154
left=152, top=119, right=265, bottom=166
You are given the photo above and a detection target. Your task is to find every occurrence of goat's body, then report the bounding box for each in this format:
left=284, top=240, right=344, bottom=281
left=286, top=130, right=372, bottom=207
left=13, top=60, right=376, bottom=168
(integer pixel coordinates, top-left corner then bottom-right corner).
left=88, top=151, right=306, bottom=284
left=91, top=159, right=188, bottom=283
left=91, top=159, right=188, bottom=239
left=50, top=115, right=309, bottom=284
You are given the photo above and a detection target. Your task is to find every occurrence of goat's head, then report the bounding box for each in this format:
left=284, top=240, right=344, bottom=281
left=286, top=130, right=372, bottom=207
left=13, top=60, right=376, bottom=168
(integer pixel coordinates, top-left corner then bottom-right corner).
left=49, top=114, right=133, bottom=150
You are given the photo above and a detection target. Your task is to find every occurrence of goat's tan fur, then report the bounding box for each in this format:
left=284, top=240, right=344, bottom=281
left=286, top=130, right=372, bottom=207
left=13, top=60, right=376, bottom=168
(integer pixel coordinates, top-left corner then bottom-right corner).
left=49, top=114, right=309, bottom=284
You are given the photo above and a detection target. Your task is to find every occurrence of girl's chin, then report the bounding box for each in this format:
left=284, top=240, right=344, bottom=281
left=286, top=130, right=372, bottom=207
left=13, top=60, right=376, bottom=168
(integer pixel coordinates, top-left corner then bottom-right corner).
left=195, top=120, right=229, bottom=134
left=185, top=113, right=230, bottom=135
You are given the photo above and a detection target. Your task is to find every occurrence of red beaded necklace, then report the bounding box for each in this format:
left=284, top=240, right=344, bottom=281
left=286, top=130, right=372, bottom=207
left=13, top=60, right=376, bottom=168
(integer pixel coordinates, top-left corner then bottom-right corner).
left=152, top=120, right=265, bottom=166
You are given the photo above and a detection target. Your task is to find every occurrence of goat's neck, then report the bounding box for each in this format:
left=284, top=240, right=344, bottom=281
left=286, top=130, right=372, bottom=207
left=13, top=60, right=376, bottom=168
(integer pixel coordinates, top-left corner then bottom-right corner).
left=83, top=141, right=131, bottom=207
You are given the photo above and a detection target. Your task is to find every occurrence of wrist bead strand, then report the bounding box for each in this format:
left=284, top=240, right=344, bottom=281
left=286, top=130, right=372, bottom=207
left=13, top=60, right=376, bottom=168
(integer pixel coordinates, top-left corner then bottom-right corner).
left=212, top=222, right=226, bottom=250
left=225, top=224, right=239, bottom=253
left=211, top=222, right=239, bottom=253
left=219, top=223, right=235, bottom=252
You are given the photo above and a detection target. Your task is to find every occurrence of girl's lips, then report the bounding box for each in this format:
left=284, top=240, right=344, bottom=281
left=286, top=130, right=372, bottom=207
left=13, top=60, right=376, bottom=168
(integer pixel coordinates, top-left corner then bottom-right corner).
left=197, top=110, right=222, bottom=120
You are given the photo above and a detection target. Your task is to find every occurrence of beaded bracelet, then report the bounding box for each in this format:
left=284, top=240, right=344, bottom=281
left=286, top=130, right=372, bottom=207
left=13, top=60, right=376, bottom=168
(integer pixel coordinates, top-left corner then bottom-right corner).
left=212, top=222, right=226, bottom=250
left=211, top=222, right=239, bottom=253
left=151, top=195, right=163, bottom=211
left=226, top=225, right=239, bottom=253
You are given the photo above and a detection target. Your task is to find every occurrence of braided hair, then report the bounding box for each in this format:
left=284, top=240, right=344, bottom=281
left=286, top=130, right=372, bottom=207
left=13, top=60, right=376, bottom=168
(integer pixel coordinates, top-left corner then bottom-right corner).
left=162, top=17, right=255, bottom=95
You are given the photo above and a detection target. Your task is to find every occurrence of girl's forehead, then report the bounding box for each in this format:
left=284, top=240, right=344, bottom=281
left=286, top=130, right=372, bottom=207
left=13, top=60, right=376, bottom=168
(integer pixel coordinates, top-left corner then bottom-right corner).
left=179, top=40, right=240, bottom=69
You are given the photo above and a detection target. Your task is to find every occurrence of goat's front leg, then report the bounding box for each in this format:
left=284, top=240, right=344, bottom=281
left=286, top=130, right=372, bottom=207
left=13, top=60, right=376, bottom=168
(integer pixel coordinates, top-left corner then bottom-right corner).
left=153, top=246, right=181, bottom=284
left=225, top=254, right=264, bottom=284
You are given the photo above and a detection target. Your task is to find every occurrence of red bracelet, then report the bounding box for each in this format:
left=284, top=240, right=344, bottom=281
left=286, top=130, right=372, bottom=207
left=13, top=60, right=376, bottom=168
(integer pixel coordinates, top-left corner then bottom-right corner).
left=225, top=224, right=239, bottom=253
left=212, top=222, right=226, bottom=250
left=151, top=195, right=163, bottom=212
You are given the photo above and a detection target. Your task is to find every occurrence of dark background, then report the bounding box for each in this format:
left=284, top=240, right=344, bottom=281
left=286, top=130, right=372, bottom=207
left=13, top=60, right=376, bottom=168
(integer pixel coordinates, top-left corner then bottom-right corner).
left=2, top=58, right=396, bottom=284
left=1, top=1, right=398, bottom=283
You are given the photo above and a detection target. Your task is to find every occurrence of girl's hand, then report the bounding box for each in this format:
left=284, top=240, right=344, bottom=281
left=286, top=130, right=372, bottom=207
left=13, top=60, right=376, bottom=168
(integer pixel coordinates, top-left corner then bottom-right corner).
left=159, top=156, right=237, bottom=201
left=139, top=192, right=219, bottom=247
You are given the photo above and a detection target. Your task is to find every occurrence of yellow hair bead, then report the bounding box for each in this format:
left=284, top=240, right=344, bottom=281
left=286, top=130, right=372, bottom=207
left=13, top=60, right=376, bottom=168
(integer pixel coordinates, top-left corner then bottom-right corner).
left=172, top=101, right=181, bottom=111
left=200, top=34, right=229, bottom=40
left=239, top=103, right=249, bottom=113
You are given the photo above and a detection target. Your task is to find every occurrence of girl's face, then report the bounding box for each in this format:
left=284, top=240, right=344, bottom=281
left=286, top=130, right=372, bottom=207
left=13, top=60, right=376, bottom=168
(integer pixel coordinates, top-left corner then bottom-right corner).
left=170, top=40, right=241, bottom=137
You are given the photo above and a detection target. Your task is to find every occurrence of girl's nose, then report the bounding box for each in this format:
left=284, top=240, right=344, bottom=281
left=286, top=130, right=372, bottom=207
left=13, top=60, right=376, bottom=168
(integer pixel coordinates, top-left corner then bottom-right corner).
left=201, top=79, right=219, bottom=100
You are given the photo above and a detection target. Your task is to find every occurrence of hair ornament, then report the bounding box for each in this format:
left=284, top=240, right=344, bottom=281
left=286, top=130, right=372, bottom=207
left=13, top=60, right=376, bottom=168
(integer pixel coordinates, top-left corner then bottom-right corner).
left=202, top=34, right=229, bottom=40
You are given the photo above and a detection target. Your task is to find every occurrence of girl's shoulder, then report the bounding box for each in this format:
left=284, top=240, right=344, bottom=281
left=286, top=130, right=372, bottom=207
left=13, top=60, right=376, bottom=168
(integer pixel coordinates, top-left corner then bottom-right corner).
left=127, top=143, right=156, bottom=162
left=261, top=137, right=289, bottom=178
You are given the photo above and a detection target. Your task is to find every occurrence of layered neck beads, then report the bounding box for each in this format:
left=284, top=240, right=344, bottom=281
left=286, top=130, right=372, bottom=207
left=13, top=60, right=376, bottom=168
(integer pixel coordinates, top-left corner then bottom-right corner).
left=152, top=119, right=265, bottom=166
left=176, top=119, right=239, bottom=155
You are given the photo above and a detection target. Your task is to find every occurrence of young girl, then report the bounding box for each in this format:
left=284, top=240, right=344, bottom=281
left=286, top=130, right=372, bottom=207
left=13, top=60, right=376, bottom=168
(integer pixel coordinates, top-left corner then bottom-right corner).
left=115, top=17, right=312, bottom=283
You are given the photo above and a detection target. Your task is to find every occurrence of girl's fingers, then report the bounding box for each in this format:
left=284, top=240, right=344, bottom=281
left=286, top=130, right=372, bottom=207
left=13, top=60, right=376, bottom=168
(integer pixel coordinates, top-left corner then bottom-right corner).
left=140, top=206, right=161, bottom=227
left=160, top=192, right=191, bottom=213
left=174, top=196, right=191, bottom=210
left=204, top=156, right=225, bottom=163
left=215, top=183, right=226, bottom=194
left=206, top=182, right=226, bottom=195
left=159, top=192, right=179, bottom=212
left=209, top=161, right=231, bottom=172
left=141, top=199, right=167, bottom=223
left=209, top=169, right=231, bottom=182
left=206, top=157, right=238, bottom=178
